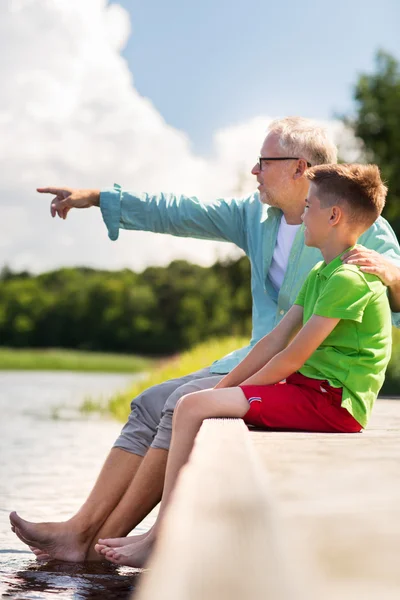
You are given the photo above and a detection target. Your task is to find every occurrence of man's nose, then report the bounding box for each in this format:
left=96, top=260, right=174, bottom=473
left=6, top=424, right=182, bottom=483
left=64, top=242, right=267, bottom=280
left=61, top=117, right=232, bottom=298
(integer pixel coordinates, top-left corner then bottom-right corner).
left=251, top=163, right=260, bottom=175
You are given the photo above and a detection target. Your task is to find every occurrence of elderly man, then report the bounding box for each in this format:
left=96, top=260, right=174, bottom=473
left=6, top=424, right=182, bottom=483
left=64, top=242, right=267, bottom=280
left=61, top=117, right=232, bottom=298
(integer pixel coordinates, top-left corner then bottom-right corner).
left=10, top=117, right=400, bottom=561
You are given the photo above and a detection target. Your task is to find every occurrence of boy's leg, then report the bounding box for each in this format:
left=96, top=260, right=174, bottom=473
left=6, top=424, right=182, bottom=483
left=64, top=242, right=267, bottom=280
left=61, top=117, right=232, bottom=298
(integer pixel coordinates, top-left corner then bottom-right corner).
left=98, top=387, right=248, bottom=567
left=10, top=368, right=217, bottom=562
left=158, top=387, right=249, bottom=521
left=86, top=374, right=224, bottom=559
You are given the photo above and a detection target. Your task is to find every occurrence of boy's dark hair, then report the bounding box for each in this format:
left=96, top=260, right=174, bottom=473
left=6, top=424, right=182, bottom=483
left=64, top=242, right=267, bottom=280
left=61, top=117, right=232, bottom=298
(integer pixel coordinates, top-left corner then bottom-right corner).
left=305, top=163, right=387, bottom=228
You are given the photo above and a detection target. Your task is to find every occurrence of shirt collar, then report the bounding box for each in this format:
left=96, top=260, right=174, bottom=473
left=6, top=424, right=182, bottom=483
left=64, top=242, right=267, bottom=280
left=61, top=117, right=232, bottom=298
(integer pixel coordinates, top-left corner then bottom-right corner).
left=318, top=245, right=357, bottom=280
left=260, top=203, right=282, bottom=223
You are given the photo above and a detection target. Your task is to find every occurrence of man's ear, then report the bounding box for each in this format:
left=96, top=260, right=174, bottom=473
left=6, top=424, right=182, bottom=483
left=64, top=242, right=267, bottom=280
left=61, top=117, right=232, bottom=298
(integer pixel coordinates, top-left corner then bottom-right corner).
left=293, top=158, right=309, bottom=180
left=329, top=206, right=342, bottom=226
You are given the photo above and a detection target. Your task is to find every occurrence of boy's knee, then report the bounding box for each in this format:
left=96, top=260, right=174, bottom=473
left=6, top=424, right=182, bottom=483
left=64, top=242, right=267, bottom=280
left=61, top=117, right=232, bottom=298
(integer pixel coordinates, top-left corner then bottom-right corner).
left=174, top=391, right=208, bottom=423
left=162, top=376, right=221, bottom=415
left=175, top=392, right=197, bottom=416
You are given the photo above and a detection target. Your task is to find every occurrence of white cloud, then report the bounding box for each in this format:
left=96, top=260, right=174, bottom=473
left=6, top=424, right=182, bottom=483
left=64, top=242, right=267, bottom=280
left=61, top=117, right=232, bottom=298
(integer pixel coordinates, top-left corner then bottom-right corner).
left=0, top=0, right=355, bottom=274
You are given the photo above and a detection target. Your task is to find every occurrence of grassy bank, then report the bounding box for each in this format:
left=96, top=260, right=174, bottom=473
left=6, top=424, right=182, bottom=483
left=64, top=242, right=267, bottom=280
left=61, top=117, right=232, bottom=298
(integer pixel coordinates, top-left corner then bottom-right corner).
left=0, top=347, right=152, bottom=373
left=95, top=336, right=248, bottom=421
left=86, top=328, right=400, bottom=419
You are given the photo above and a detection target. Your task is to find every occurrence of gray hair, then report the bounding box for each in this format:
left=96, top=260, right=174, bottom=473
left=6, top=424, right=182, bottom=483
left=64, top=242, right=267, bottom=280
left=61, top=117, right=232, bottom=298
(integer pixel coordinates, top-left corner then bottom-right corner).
left=268, top=117, right=338, bottom=166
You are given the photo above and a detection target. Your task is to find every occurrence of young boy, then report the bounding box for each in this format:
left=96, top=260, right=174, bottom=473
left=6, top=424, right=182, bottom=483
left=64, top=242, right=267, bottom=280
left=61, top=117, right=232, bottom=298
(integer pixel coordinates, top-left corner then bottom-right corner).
left=95, top=163, right=392, bottom=567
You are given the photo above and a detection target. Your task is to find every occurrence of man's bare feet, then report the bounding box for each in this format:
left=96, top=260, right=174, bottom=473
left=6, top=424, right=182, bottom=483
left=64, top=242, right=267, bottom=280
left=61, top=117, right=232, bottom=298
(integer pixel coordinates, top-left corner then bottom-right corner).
left=12, top=529, right=51, bottom=561
left=98, top=536, right=155, bottom=568
left=9, top=512, right=91, bottom=562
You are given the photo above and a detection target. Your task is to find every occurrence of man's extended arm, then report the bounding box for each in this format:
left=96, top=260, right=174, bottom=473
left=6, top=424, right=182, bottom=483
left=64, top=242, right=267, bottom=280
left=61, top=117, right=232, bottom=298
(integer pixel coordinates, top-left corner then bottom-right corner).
left=37, top=185, right=251, bottom=251
left=214, top=305, right=304, bottom=389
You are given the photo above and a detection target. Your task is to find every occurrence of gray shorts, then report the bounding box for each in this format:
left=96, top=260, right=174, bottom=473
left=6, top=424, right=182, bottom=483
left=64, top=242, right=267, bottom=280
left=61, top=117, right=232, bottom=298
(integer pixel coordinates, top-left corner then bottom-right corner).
left=113, top=367, right=224, bottom=456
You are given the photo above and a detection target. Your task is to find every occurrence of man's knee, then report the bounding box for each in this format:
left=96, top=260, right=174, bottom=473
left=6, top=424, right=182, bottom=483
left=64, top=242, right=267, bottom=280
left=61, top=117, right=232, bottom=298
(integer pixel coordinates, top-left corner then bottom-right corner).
left=113, top=381, right=178, bottom=455
left=151, top=374, right=224, bottom=451
left=162, top=374, right=224, bottom=415
left=113, top=369, right=216, bottom=456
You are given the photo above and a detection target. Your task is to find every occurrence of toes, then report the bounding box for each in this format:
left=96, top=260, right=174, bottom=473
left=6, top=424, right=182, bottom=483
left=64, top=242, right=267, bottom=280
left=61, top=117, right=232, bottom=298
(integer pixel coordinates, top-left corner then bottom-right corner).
left=36, top=553, right=51, bottom=562
left=14, top=527, right=30, bottom=545
left=104, top=553, right=120, bottom=565
left=97, top=538, right=124, bottom=548
left=94, top=544, right=112, bottom=556
left=9, top=511, right=24, bottom=528
left=14, top=526, right=37, bottom=548
left=94, top=544, right=106, bottom=554
left=10, top=515, right=37, bottom=547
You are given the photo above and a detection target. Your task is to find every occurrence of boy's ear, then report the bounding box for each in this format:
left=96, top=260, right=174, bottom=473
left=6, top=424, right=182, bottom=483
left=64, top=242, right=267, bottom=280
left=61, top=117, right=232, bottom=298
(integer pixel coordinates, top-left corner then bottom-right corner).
left=329, top=206, right=342, bottom=226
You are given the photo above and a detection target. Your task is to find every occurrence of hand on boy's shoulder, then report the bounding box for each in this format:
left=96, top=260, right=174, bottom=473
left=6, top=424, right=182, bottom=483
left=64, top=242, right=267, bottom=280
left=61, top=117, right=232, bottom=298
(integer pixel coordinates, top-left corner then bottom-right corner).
left=341, top=246, right=400, bottom=288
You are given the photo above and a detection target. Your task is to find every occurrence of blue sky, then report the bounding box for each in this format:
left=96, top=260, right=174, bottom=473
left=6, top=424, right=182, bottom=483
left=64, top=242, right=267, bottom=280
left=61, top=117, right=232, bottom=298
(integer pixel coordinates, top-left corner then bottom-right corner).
left=1, top=0, right=399, bottom=273
left=111, top=0, right=400, bottom=153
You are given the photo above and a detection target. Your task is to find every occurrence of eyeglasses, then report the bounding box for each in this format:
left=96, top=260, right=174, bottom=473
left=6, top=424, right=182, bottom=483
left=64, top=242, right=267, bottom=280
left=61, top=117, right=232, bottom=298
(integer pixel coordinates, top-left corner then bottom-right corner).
left=257, top=157, right=312, bottom=170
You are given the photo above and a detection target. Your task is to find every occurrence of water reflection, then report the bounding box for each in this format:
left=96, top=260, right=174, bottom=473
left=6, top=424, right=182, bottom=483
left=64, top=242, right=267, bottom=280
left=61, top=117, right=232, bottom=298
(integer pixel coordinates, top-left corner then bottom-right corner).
left=0, top=371, right=152, bottom=600
left=2, top=559, right=141, bottom=600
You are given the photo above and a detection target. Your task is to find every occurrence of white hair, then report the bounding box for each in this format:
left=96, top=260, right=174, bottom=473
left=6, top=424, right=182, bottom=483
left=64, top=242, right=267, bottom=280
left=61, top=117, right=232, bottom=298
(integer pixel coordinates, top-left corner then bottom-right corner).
left=268, top=117, right=338, bottom=166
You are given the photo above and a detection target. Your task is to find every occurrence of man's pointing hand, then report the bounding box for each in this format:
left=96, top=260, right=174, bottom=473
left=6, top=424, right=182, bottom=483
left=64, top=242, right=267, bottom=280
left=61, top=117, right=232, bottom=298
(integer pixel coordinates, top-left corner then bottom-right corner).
left=37, top=187, right=101, bottom=219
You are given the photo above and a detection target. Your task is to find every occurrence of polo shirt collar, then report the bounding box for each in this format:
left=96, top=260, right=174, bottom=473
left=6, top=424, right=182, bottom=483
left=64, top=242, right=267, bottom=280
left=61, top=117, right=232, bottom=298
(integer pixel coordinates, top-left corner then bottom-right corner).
left=318, top=245, right=357, bottom=280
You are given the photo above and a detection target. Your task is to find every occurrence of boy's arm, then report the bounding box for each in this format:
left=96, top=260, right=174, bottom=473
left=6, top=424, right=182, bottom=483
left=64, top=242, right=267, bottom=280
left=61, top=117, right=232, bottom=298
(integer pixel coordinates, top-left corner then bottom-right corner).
left=214, top=305, right=304, bottom=389
left=241, top=314, right=340, bottom=386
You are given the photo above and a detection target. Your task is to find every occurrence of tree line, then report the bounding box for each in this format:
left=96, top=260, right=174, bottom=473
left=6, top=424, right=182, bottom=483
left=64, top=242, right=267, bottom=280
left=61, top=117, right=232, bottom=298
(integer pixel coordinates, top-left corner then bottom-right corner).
left=0, top=259, right=252, bottom=354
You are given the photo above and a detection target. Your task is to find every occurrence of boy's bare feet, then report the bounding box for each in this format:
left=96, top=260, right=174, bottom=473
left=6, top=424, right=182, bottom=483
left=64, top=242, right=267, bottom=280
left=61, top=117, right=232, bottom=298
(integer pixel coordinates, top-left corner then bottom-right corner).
left=95, top=530, right=149, bottom=556
left=98, top=536, right=155, bottom=568
left=9, top=512, right=91, bottom=562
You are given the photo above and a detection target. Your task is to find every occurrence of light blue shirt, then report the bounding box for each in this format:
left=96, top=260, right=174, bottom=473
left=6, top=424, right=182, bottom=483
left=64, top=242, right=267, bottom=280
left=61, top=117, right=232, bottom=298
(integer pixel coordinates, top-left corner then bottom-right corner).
left=100, top=184, right=400, bottom=374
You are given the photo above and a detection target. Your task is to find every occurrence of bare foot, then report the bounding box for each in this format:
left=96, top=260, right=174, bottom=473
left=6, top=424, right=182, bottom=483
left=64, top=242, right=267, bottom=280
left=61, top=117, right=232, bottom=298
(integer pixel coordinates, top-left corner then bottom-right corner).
left=95, top=530, right=149, bottom=555
left=101, top=536, right=155, bottom=568
left=9, top=512, right=90, bottom=562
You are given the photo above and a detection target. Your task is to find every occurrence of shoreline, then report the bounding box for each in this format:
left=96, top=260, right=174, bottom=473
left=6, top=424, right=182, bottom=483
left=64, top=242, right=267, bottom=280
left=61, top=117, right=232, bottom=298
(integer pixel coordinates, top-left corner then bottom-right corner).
left=0, top=347, right=153, bottom=373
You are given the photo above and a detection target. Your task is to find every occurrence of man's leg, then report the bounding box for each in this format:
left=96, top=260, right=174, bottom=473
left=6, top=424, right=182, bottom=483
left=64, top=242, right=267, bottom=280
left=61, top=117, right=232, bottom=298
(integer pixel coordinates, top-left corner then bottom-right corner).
left=97, top=386, right=249, bottom=567
left=10, top=368, right=214, bottom=561
left=10, top=448, right=142, bottom=562
left=87, top=373, right=224, bottom=559
left=84, top=448, right=167, bottom=559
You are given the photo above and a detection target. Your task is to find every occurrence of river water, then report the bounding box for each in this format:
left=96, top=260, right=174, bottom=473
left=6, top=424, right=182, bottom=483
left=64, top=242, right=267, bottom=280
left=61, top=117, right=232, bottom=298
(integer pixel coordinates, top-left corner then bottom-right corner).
left=0, top=371, right=157, bottom=599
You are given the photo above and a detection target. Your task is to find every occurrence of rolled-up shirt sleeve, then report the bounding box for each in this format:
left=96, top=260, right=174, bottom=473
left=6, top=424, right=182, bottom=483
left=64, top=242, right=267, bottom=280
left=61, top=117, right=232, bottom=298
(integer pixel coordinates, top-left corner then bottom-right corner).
left=100, top=183, right=250, bottom=252
left=359, top=218, right=400, bottom=328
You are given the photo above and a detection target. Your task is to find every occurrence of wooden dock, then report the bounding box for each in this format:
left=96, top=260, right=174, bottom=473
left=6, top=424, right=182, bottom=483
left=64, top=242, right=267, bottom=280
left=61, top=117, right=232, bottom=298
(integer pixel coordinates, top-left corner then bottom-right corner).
left=136, top=400, right=400, bottom=599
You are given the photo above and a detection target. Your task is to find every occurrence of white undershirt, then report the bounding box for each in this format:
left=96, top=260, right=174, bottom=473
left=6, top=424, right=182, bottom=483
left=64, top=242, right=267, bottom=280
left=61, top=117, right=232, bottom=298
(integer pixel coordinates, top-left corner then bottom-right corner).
left=268, top=215, right=301, bottom=291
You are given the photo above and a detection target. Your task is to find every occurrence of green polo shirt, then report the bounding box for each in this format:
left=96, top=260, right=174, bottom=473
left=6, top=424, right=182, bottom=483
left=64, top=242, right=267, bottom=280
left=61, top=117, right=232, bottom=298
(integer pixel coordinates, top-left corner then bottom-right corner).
left=294, top=249, right=392, bottom=427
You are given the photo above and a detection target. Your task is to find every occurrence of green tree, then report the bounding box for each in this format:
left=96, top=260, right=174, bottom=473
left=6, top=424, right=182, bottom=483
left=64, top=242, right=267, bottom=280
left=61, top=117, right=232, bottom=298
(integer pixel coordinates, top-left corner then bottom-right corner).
left=344, top=50, right=400, bottom=235
left=0, top=259, right=253, bottom=354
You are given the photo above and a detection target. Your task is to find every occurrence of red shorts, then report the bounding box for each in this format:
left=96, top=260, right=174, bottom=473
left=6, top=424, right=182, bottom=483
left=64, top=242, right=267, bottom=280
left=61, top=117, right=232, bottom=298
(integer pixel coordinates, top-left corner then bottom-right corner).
left=240, top=372, right=362, bottom=433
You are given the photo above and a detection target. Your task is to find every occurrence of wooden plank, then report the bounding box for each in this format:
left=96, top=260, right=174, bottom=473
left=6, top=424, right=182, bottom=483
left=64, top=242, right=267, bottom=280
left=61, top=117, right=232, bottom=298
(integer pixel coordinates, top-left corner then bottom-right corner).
left=136, top=418, right=303, bottom=600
